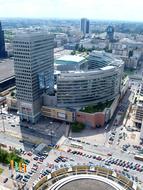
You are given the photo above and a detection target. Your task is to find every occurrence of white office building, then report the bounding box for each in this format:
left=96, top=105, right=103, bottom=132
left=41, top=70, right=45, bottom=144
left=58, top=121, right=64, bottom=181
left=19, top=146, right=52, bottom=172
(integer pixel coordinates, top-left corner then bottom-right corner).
left=57, top=51, right=124, bottom=108
left=80, top=18, right=90, bottom=35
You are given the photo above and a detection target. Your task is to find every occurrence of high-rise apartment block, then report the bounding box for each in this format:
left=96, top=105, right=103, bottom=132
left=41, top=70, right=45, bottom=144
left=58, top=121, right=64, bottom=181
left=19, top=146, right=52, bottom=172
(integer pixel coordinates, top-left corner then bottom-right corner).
left=80, top=18, right=90, bottom=35
left=0, top=21, right=7, bottom=58
left=13, top=32, right=54, bottom=123
left=106, top=26, right=114, bottom=42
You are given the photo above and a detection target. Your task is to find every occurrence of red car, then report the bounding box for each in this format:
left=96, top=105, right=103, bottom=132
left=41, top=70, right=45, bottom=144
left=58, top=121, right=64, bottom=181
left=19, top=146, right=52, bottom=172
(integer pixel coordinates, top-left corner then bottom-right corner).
left=96, top=156, right=102, bottom=160
left=67, top=149, right=71, bottom=152
left=27, top=152, right=32, bottom=156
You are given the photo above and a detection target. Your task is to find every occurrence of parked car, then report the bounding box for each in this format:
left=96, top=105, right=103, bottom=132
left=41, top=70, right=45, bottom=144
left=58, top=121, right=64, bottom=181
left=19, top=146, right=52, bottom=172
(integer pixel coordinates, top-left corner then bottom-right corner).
left=107, top=153, right=112, bottom=156
left=33, top=157, right=38, bottom=161
left=3, top=178, right=8, bottom=183
left=16, top=174, right=20, bottom=180
left=23, top=178, right=28, bottom=182
left=27, top=152, right=32, bottom=156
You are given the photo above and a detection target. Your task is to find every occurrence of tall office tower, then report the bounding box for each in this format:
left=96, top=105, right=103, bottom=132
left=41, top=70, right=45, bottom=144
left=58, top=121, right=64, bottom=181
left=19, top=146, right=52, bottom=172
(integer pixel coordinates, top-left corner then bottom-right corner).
left=0, top=21, right=7, bottom=58
left=13, top=32, right=54, bottom=123
left=80, top=18, right=90, bottom=35
left=106, top=26, right=114, bottom=42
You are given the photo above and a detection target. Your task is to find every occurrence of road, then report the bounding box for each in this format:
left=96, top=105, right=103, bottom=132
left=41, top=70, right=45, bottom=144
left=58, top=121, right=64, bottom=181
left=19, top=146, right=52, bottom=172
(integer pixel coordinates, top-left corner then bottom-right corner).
left=0, top=110, right=67, bottom=147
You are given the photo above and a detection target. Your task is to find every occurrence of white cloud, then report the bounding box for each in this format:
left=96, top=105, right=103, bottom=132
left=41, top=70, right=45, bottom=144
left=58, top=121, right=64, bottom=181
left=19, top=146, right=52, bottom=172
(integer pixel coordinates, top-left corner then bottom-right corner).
left=0, top=0, right=142, bottom=21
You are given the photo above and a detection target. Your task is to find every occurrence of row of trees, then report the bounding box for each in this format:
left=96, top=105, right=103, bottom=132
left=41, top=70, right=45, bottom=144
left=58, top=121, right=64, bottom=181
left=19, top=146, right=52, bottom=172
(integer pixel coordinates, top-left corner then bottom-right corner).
left=71, top=45, right=96, bottom=55
left=71, top=44, right=114, bottom=55
left=0, top=148, right=22, bottom=164
left=71, top=122, right=85, bottom=132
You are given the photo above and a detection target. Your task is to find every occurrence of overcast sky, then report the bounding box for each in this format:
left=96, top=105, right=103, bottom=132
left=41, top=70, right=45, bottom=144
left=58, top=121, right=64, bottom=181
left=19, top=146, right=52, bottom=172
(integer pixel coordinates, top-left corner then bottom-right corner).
left=0, top=0, right=143, bottom=21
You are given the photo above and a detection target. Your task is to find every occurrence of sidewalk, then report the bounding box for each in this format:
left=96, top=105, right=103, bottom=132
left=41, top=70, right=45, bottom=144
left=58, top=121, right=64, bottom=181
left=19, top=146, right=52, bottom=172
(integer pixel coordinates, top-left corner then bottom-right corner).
left=3, top=130, right=50, bottom=145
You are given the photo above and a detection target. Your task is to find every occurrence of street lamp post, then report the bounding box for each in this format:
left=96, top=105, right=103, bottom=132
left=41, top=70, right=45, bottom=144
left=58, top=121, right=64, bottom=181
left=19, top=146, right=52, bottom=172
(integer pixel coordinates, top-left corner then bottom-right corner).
left=50, top=121, right=53, bottom=145
left=0, top=106, right=5, bottom=133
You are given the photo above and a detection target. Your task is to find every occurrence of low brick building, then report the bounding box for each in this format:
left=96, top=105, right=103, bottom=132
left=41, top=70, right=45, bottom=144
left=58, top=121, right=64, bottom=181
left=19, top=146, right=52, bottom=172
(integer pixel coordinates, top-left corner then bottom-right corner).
left=76, top=111, right=105, bottom=128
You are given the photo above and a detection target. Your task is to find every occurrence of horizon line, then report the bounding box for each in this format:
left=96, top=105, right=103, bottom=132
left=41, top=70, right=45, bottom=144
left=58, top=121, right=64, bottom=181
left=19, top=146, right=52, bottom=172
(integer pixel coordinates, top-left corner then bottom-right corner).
left=0, top=17, right=143, bottom=23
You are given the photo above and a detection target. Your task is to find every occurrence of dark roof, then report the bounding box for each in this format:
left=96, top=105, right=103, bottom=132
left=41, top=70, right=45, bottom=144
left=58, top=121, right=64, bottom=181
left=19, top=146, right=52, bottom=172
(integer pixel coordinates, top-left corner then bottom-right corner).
left=0, top=58, right=14, bottom=82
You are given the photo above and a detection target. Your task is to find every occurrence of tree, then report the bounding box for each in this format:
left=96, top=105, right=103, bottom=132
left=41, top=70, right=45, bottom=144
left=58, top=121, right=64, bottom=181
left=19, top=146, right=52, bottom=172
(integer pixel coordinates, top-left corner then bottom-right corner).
left=71, top=122, right=85, bottom=132
left=129, top=50, right=133, bottom=58
left=71, top=51, right=76, bottom=55
left=11, top=91, right=15, bottom=97
left=75, top=44, right=79, bottom=51
left=92, top=46, right=95, bottom=51
left=0, top=148, right=22, bottom=164
left=78, top=44, right=84, bottom=52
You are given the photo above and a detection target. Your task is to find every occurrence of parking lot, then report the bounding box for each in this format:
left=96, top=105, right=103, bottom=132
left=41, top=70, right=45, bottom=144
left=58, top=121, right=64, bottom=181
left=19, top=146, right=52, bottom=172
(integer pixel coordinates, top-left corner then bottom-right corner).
left=0, top=78, right=143, bottom=189
left=1, top=135, right=141, bottom=190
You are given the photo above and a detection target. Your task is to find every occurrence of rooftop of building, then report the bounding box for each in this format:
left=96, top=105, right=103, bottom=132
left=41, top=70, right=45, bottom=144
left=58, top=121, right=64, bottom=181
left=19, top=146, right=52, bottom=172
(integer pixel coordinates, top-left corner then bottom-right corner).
left=56, top=55, right=85, bottom=63
left=13, top=31, right=53, bottom=40
left=137, top=95, right=143, bottom=105
left=100, top=65, right=115, bottom=71
left=80, top=100, right=114, bottom=113
left=58, top=178, right=117, bottom=190
left=119, top=38, right=143, bottom=45
left=0, top=58, right=14, bottom=82
left=0, top=96, right=6, bottom=104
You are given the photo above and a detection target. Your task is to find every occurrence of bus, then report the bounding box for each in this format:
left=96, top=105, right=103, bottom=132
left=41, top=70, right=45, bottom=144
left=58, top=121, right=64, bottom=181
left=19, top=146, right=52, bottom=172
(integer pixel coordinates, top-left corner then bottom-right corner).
left=71, top=142, right=83, bottom=149
left=134, top=154, right=143, bottom=161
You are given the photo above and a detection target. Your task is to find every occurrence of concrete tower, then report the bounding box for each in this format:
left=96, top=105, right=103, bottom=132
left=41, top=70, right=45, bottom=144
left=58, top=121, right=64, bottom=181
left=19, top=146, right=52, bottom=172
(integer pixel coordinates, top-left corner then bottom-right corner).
left=13, top=32, right=54, bottom=123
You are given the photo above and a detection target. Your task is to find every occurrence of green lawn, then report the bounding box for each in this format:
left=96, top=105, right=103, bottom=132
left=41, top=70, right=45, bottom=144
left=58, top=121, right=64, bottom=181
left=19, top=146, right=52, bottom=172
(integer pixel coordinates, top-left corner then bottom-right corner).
left=71, top=122, right=85, bottom=132
left=0, top=148, right=23, bottom=165
left=124, top=69, right=135, bottom=76
left=80, top=100, right=114, bottom=113
left=0, top=168, right=3, bottom=174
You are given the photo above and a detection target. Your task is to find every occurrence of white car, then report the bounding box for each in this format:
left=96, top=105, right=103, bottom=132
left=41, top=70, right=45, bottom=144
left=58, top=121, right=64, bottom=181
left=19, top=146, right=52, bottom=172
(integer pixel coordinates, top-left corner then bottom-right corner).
left=40, top=169, right=44, bottom=174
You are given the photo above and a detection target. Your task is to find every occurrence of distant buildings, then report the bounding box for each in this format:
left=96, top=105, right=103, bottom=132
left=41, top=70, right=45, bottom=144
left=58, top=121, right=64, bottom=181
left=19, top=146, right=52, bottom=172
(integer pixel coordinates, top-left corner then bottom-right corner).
left=13, top=32, right=54, bottom=123
left=112, top=38, right=143, bottom=69
left=0, top=21, right=7, bottom=58
left=54, top=33, right=68, bottom=47
left=80, top=18, right=90, bottom=36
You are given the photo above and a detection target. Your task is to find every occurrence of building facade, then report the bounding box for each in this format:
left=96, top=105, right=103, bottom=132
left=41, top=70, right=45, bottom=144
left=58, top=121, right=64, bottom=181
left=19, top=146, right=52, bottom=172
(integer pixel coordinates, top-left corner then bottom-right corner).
left=132, top=83, right=143, bottom=126
left=80, top=18, right=90, bottom=35
left=0, top=21, right=7, bottom=58
left=57, top=51, right=124, bottom=108
left=111, top=38, right=143, bottom=69
left=13, top=32, right=54, bottom=123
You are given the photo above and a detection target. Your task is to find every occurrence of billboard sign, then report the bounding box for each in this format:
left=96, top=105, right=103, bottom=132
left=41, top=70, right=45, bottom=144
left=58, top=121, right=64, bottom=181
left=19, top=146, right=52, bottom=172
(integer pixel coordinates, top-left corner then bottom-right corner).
left=57, top=112, right=66, bottom=119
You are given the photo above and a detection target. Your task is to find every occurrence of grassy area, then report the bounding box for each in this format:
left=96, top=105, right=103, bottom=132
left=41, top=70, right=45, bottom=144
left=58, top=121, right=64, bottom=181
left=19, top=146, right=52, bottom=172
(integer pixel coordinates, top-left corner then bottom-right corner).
left=122, top=73, right=128, bottom=79
left=10, top=90, right=16, bottom=98
left=80, top=100, right=114, bottom=113
left=0, top=148, right=23, bottom=165
left=124, top=68, right=135, bottom=76
left=0, top=168, right=3, bottom=174
left=71, top=122, right=85, bottom=132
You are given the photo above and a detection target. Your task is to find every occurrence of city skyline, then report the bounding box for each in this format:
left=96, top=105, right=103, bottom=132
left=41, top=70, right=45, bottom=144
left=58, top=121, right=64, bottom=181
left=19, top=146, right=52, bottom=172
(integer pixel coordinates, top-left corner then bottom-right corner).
left=0, top=0, right=143, bottom=22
